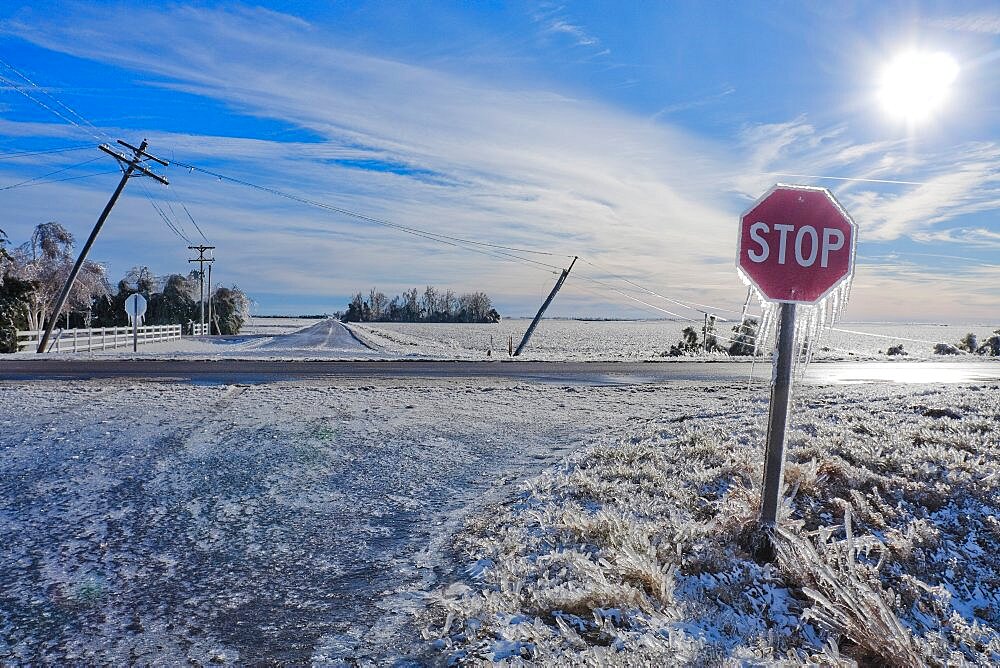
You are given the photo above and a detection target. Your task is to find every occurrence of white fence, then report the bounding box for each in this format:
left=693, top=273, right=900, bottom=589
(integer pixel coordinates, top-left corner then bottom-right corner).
left=16, top=323, right=204, bottom=353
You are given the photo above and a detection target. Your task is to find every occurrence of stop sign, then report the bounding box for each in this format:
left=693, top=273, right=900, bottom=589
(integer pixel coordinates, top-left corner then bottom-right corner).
left=737, top=184, right=857, bottom=303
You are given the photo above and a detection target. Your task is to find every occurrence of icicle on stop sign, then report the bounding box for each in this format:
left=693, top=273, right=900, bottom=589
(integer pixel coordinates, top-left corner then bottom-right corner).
left=737, top=184, right=857, bottom=303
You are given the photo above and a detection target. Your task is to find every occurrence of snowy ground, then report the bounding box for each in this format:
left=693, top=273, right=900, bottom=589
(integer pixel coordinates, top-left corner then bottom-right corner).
left=0, top=375, right=738, bottom=664
left=2, top=319, right=998, bottom=665
left=424, top=382, right=1000, bottom=665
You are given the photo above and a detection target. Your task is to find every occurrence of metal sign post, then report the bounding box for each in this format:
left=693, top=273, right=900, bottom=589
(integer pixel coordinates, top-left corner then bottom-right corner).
left=125, top=293, right=147, bottom=353
left=736, top=185, right=857, bottom=545
left=759, top=301, right=796, bottom=527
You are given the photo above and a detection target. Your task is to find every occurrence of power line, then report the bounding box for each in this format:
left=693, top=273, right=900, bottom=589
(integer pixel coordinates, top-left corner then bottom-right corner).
left=0, top=73, right=105, bottom=143
left=170, top=158, right=571, bottom=262
left=170, top=158, right=567, bottom=273
left=0, top=58, right=111, bottom=142
left=0, top=155, right=103, bottom=191
left=766, top=172, right=926, bottom=186
left=574, top=273, right=696, bottom=320
left=180, top=202, right=209, bottom=242
left=138, top=180, right=192, bottom=244
left=0, top=168, right=121, bottom=190
left=579, top=256, right=742, bottom=318
left=0, top=145, right=94, bottom=160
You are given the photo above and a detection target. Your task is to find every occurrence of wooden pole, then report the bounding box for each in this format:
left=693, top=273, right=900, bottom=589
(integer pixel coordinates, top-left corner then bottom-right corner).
left=207, top=262, right=213, bottom=334
left=513, top=256, right=577, bottom=357
left=36, top=140, right=167, bottom=353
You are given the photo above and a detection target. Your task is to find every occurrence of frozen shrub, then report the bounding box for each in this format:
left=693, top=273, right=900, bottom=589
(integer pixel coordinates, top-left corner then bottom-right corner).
left=728, top=318, right=759, bottom=356
left=976, top=329, right=1000, bottom=356
left=957, top=332, right=978, bottom=352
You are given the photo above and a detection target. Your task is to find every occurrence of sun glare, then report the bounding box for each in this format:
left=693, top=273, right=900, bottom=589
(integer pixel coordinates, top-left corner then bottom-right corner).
left=878, top=51, right=959, bottom=123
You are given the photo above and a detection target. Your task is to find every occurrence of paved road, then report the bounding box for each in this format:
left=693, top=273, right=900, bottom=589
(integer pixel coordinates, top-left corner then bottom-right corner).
left=2, top=358, right=998, bottom=384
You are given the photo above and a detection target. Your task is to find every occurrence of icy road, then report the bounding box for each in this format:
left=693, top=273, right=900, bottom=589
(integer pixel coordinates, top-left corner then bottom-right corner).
left=2, top=358, right=999, bottom=385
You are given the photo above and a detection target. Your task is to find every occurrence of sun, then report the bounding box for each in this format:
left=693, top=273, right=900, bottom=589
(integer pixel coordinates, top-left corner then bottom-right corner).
left=878, top=51, right=959, bottom=124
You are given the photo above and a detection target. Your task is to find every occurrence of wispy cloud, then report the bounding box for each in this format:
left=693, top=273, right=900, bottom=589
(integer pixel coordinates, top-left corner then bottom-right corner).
left=530, top=4, right=607, bottom=55
left=931, top=12, right=1000, bottom=34
left=651, top=85, right=736, bottom=119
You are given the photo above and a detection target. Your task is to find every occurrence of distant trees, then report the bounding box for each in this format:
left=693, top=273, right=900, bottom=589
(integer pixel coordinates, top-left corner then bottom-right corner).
left=91, top=265, right=249, bottom=335
left=342, top=285, right=501, bottom=323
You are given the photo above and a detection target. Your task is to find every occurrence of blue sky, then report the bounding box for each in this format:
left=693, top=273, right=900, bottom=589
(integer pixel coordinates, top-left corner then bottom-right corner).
left=0, top=1, right=998, bottom=320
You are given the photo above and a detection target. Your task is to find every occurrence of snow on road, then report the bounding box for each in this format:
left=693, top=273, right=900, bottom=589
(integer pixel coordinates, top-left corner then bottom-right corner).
left=258, top=318, right=375, bottom=354
left=0, top=376, right=736, bottom=664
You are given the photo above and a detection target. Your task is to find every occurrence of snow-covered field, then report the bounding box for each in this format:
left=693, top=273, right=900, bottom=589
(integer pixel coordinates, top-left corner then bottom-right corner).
left=2, top=373, right=997, bottom=664
left=239, top=317, right=321, bottom=336
left=9, top=317, right=998, bottom=362
left=354, top=319, right=1000, bottom=361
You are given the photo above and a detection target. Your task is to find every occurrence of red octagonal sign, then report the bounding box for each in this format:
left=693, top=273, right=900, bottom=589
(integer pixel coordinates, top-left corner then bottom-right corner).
left=737, top=184, right=857, bottom=303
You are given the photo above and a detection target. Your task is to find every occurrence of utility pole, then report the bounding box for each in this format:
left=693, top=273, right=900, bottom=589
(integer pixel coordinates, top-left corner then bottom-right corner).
left=207, top=262, right=213, bottom=335
left=37, top=139, right=168, bottom=353
left=514, top=256, right=577, bottom=357
left=187, top=245, right=215, bottom=333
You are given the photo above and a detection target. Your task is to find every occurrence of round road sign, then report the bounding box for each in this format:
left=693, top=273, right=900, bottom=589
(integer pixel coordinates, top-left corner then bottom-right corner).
left=737, top=184, right=857, bottom=303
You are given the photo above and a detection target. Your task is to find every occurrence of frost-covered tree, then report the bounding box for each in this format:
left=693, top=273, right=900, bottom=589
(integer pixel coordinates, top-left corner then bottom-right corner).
left=728, top=318, right=759, bottom=356
left=210, top=285, right=250, bottom=334
left=8, top=222, right=109, bottom=331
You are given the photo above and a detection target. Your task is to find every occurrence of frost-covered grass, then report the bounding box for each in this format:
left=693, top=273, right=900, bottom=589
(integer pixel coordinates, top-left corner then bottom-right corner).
left=425, top=383, right=1000, bottom=665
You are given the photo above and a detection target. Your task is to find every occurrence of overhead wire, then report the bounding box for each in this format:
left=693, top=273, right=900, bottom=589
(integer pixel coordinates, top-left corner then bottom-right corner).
left=0, top=155, right=103, bottom=191
left=170, top=158, right=567, bottom=272
left=0, top=145, right=94, bottom=160
left=0, top=58, right=112, bottom=142
left=0, top=168, right=120, bottom=190
left=170, top=159, right=571, bottom=260
left=579, top=256, right=743, bottom=318
left=138, top=180, right=192, bottom=244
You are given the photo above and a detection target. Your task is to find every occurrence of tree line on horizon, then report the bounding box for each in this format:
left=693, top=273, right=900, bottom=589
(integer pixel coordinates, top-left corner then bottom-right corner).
left=341, top=285, right=500, bottom=324
left=0, top=222, right=250, bottom=352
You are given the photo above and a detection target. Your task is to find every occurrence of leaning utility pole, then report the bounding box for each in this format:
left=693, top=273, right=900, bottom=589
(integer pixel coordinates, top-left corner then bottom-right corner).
left=513, top=256, right=577, bottom=357
left=187, top=245, right=215, bottom=332
left=37, top=139, right=168, bottom=353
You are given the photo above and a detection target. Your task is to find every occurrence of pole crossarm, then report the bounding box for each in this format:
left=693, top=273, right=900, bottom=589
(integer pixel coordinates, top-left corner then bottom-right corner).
left=36, top=139, right=169, bottom=353
left=99, top=143, right=169, bottom=184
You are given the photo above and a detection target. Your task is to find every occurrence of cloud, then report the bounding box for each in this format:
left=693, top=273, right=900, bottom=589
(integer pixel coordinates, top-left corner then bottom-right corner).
left=545, top=19, right=600, bottom=47
left=913, top=226, right=1000, bottom=249
left=931, top=13, right=1000, bottom=34
left=1, top=4, right=998, bottom=320
left=651, top=86, right=736, bottom=119
left=0, top=5, right=749, bottom=317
